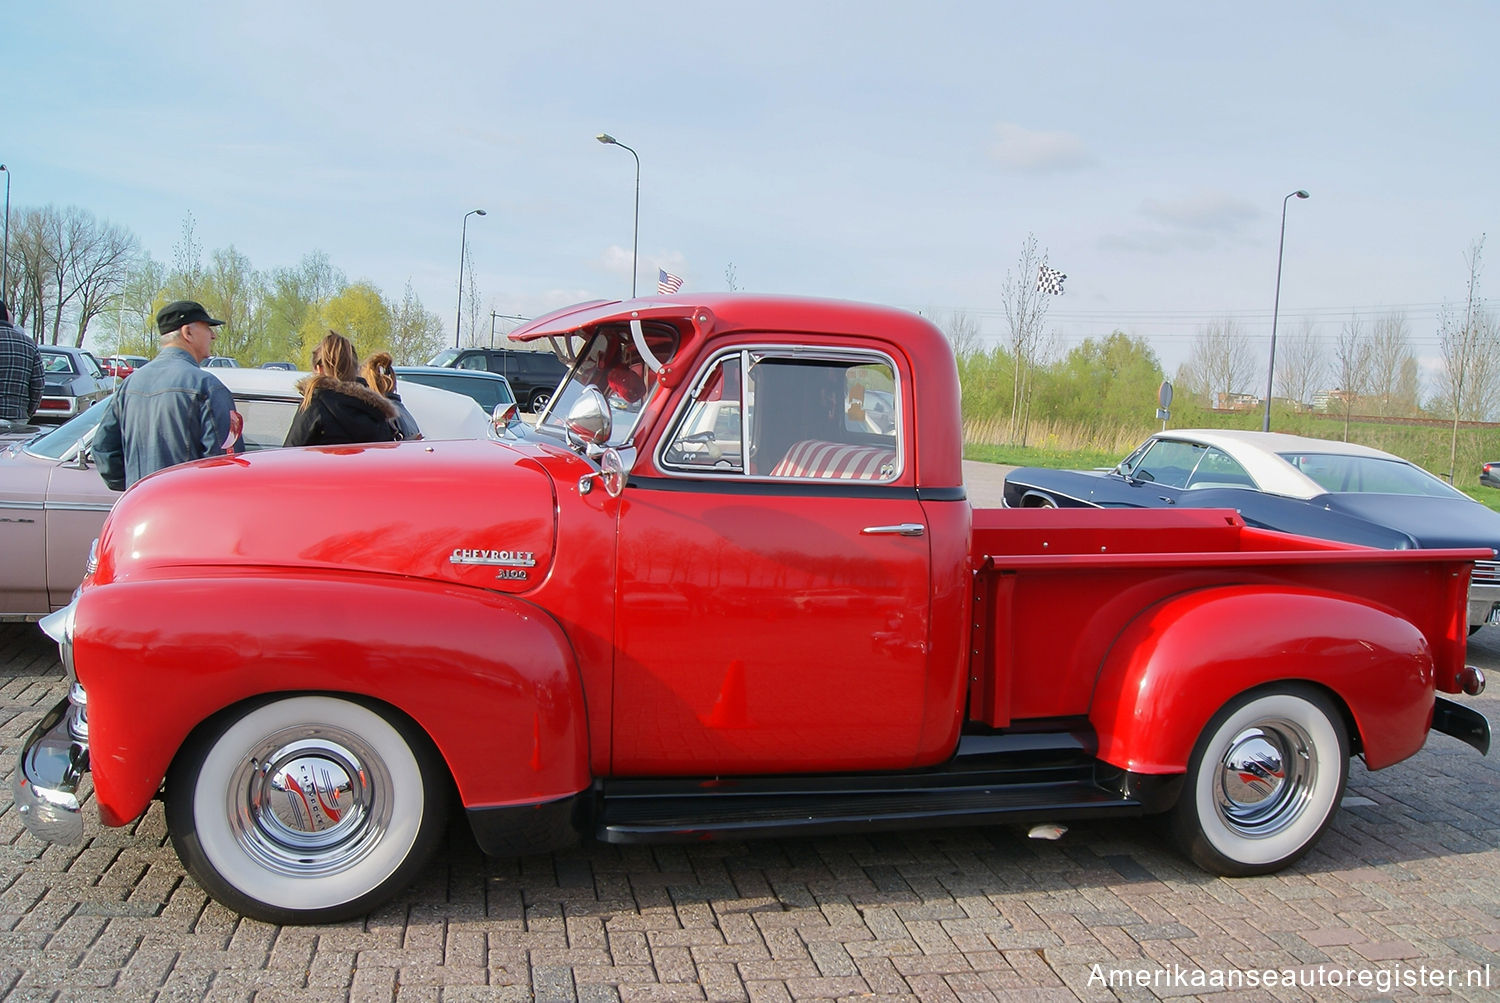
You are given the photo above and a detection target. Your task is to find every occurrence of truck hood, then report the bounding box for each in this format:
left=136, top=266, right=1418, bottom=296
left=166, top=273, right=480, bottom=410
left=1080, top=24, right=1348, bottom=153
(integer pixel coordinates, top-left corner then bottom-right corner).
left=93, top=439, right=561, bottom=594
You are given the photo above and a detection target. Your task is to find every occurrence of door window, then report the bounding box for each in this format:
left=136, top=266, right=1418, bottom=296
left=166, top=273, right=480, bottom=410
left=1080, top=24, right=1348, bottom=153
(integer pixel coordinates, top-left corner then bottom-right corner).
left=659, top=349, right=901, bottom=481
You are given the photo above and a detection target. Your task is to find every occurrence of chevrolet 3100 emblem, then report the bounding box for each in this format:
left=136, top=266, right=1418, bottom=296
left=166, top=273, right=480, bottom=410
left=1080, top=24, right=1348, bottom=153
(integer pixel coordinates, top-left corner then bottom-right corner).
left=449, top=548, right=537, bottom=568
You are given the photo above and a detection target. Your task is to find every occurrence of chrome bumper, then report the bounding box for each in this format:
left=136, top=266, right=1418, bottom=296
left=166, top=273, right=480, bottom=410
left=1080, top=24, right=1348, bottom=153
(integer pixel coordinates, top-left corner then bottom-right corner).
left=14, top=691, right=88, bottom=844
left=17, top=600, right=89, bottom=844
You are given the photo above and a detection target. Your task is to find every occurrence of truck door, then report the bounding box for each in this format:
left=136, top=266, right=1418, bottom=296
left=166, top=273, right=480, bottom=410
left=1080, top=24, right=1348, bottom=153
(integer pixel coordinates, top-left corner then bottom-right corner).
left=611, top=347, right=933, bottom=775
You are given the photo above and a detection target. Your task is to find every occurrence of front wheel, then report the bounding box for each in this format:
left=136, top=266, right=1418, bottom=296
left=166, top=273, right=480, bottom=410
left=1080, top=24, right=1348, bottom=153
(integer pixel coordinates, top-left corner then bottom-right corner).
left=1169, top=685, right=1349, bottom=876
left=166, top=695, right=449, bottom=924
left=529, top=390, right=551, bottom=414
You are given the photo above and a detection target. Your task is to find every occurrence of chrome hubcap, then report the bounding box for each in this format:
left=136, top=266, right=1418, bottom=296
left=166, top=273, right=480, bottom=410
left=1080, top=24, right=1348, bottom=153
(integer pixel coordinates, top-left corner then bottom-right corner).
left=227, top=726, right=394, bottom=876
left=1214, top=719, right=1315, bottom=837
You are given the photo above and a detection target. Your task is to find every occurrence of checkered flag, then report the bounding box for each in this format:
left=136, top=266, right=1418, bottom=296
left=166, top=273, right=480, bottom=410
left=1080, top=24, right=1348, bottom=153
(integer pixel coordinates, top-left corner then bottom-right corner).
left=1036, top=263, right=1067, bottom=295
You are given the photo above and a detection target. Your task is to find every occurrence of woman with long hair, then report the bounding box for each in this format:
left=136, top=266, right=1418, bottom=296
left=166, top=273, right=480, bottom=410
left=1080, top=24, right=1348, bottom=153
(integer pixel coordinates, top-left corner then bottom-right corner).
left=283, top=331, right=398, bottom=447
left=360, top=351, right=422, bottom=440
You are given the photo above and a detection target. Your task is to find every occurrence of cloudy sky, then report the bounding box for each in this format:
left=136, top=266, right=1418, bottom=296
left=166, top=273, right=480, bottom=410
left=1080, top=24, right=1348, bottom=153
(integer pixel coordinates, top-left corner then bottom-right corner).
left=6, top=2, right=1496, bottom=376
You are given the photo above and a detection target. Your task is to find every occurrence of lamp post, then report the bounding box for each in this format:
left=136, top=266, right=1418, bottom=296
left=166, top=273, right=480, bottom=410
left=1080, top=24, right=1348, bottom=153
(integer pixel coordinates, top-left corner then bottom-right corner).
left=1262, top=189, right=1310, bottom=432
left=1, top=164, right=10, bottom=305
left=596, top=133, right=640, bottom=297
left=454, top=208, right=486, bottom=347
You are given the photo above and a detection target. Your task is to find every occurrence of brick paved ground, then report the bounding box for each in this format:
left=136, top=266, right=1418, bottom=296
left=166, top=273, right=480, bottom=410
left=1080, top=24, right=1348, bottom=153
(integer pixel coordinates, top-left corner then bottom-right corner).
left=3, top=621, right=1499, bottom=1002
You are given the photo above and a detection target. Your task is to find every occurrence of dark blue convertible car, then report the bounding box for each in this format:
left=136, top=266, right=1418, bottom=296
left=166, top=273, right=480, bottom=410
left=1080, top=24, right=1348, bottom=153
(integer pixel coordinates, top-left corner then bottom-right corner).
left=1002, top=428, right=1500, bottom=631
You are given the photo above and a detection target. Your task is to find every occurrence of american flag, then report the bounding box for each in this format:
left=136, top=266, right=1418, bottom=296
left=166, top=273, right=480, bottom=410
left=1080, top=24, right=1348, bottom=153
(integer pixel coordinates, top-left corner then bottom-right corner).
left=657, top=269, right=684, bottom=295
left=1036, top=263, right=1067, bottom=295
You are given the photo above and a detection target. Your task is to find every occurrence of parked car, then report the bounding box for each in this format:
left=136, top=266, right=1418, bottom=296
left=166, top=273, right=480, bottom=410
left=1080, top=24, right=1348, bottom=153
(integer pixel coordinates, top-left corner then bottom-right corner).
left=1003, top=428, right=1500, bottom=630
left=259, top=361, right=295, bottom=370
left=1482, top=461, right=1500, bottom=489
left=101, top=355, right=150, bottom=379
left=426, top=346, right=569, bottom=414
left=36, top=346, right=114, bottom=421
left=394, top=366, right=517, bottom=419
left=203, top=356, right=241, bottom=368
left=0, top=367, right=491, bottom=621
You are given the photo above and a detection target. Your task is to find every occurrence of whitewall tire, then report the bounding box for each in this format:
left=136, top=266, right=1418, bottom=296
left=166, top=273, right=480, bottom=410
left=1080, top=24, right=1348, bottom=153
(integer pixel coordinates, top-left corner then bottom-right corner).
left=1170, top=685, right=1349, bottom=876
left=166, top=695, right=448, bottom=924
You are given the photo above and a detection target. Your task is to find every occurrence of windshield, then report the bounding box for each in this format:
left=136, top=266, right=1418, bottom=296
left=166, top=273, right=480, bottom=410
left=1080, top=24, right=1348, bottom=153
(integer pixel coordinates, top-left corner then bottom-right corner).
left=25, top=403, right=108, bottom=460
left=427, top=348, right=461, bottom=367
left=540, top=324, right=679, bottom=446
left=1279, top=452, right=1469, bottom=498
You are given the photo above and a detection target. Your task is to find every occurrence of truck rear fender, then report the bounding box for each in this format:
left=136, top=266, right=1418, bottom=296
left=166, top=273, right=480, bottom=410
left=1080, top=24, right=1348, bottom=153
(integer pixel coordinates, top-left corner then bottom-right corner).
left=1089, top=586, right=1435, bottom=775
left=71, top=575, right=591, bottom=828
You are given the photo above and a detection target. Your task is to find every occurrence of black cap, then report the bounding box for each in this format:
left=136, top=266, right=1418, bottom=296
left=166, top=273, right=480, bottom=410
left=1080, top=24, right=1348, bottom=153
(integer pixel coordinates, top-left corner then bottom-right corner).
left=156, top=300, right=224, bottom=336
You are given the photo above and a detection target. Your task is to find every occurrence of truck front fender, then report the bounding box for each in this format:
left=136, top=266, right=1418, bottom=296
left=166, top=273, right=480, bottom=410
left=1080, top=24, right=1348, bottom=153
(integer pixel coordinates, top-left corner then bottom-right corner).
left=1089, top=586, right=1435, bottom=775
left=72, top=573, right=590, bottom=827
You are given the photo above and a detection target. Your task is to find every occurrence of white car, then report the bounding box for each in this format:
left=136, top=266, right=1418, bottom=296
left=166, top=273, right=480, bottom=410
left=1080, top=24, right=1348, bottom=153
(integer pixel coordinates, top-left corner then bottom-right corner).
left=0, top=368, right=490, bottom=619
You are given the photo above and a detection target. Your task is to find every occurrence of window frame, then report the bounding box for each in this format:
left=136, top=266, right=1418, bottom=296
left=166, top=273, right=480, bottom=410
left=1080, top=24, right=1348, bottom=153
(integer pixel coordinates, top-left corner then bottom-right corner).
left=653, top=343, right=904, bottom=482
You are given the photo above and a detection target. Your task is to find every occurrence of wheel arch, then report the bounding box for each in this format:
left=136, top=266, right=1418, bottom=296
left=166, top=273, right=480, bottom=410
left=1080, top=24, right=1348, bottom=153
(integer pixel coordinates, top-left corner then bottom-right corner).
left=1089, top=585, right=1436, bottom=777
left=71, top=574, right=592, bottom=828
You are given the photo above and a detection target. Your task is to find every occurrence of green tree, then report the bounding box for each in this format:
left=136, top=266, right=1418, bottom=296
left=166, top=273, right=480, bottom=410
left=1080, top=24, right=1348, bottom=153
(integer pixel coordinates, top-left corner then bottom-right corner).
left=1036, top=332, right=1164, bottom=432
left=300, top=282, right=391, bottom=364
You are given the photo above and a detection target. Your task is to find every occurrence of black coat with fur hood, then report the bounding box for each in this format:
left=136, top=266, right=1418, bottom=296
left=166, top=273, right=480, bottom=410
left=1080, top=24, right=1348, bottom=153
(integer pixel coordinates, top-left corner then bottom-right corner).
left=283, top=375, right=399, bottom=447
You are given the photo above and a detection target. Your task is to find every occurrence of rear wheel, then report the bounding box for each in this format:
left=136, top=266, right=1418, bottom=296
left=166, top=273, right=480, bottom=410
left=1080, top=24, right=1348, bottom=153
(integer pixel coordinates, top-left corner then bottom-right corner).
left=529, top=390, right=552, bottom=414
left=166, top=695, right=448, bottom=924
left=1170, top=685, right=1348, bottom=876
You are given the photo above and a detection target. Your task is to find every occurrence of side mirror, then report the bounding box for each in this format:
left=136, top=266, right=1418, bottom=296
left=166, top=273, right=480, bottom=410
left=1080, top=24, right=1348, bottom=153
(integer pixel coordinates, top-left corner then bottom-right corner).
left=490, top=401, right=518, bottom=434
left=563, top=386, right=613, bottom=451
left=579, top=447, right=626, bottom=498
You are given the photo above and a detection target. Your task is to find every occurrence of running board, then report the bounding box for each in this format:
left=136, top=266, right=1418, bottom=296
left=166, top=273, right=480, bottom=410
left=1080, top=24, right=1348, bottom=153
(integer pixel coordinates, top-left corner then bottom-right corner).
left=596, top=734, right=1153, bottom=844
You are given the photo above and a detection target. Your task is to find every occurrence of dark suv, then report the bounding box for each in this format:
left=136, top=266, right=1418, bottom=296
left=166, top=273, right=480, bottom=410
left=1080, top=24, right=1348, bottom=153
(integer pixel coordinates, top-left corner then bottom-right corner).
left=427, top=347, right=569, bottom=413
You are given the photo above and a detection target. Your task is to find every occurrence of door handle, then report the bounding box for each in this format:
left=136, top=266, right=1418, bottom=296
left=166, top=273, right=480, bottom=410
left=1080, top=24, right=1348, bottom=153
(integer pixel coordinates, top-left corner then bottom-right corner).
left=861, top=523, right=925, bottom=537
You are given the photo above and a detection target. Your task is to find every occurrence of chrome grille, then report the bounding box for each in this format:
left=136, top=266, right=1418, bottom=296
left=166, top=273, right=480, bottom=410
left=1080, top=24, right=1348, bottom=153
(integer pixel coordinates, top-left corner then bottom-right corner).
left=1473, top=559, right=1500, bottom=587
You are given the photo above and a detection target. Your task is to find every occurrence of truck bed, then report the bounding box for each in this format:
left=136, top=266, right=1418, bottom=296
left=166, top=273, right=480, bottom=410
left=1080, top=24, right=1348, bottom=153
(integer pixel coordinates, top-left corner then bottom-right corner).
left=968, top=506, right=1484, bottom=726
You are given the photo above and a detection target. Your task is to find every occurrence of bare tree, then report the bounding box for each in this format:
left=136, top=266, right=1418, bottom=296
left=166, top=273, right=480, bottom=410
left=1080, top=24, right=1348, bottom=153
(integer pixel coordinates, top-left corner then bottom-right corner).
left=1366, top=311, right=1418, bottom=416
left=1436, top=236, right=1493, bottom=480
left=1274, top=318, right=1324, bottom=410
left=461, top=245, right=484, bottom=347
left=1181, top=318, right=1257, bottom=408
left=943, top=309, right=982, bottom=361
left=999, top=234, right=1055, bottom=442
left=7, top=207, right=53, bottom=336
left=170, top=212, right=205, bottom=301
left=4, top=205, right=138, bottom=345
left=724, top=262, right=739, bottom=291
left=1331, top=315, right=1372, bottom=441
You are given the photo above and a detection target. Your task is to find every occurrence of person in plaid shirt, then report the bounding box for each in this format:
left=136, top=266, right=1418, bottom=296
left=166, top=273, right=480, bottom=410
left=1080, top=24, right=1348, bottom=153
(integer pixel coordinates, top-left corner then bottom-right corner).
left=0, top=299, right=43, bottom=422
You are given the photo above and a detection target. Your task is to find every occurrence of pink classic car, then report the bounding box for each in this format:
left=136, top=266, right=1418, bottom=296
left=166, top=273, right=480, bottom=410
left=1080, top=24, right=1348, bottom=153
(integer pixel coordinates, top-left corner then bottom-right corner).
left=0, top=367, right=491, bottom=619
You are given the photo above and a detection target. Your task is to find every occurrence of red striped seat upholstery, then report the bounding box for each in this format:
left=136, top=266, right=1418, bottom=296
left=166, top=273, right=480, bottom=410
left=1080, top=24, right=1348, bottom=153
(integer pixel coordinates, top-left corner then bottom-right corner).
left=769, top=440, right=897, bottom=480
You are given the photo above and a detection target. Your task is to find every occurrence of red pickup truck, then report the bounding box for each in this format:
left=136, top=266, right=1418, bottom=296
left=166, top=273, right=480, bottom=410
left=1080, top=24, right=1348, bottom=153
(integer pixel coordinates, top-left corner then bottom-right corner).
left=16, top=295, right=1491, bottom=924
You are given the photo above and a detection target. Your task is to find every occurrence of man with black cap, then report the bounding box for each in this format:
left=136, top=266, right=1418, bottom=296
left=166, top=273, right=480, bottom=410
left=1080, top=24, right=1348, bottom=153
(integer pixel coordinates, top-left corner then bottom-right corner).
left=94, top=300, right=239, bottom=490
left=0, top=299, right=43, bottom=425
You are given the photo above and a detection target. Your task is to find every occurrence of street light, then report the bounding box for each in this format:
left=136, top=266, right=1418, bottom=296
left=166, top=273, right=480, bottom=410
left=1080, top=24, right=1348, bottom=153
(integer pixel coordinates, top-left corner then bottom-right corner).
left=453, top=208, right=486, bottom=347
left=1, top=164, right=10, bottom=305
left=1263, top=189, right=1310, bottom=432
left=596, top=133, right=640, bottom=297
